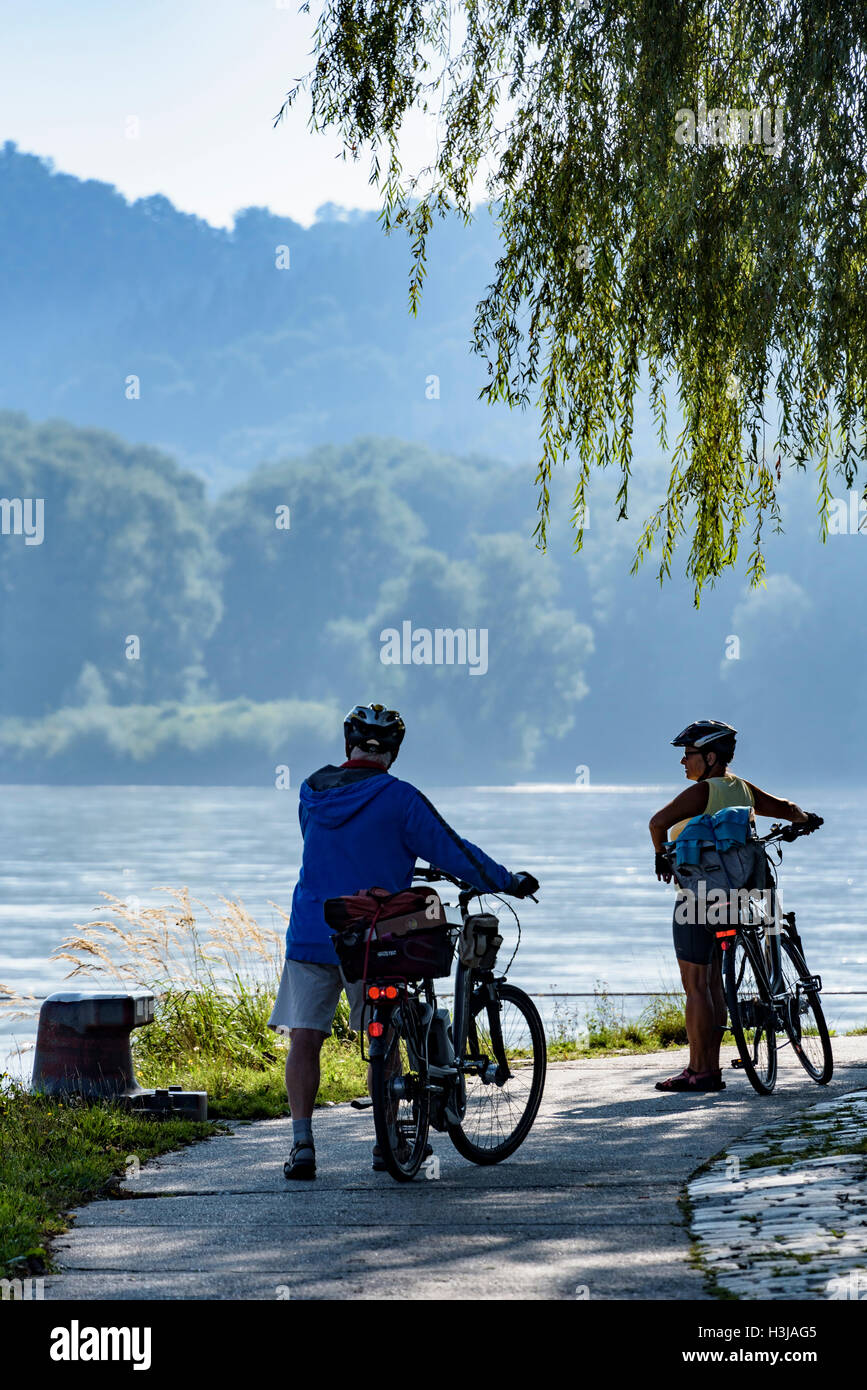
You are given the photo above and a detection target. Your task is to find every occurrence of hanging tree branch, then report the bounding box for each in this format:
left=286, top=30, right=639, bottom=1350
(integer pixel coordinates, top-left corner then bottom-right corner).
left=277, top=1, right=867, bottom=602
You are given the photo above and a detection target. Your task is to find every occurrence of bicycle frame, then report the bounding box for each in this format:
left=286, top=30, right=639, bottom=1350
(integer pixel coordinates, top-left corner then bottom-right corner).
left=362, top=872, right=513, bottom=1118
left=714, top=822, right=826, bottom=1031
left=718, top=919, right=778, bottom=1018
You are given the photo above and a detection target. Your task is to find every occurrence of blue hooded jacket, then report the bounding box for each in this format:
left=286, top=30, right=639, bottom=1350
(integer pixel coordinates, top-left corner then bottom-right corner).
left=286, top=762, right=517, bottom=964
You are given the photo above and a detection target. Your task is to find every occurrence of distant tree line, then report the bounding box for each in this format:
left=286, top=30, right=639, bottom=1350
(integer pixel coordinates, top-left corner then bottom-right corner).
left=0, top=412, right=863, bottom=785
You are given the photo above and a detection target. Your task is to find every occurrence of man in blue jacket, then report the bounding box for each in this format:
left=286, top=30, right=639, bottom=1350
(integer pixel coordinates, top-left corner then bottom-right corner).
left=270, top=702, right=538, bottom=1179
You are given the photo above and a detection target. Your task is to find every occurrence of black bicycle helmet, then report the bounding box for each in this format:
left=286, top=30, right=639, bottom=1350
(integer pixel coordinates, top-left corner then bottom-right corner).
left=671, top=719, right=737, bottom=750
left=344, top=703, right=406, bottom=755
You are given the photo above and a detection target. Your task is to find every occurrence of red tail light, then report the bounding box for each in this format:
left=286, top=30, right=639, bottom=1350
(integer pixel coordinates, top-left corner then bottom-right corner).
left=368, top=984, right=398, bottom=1001
left=368, top=1021, right=384, bottom=1038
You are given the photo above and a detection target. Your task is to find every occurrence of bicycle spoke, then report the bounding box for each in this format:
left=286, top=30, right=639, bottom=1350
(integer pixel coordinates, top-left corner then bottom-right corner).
left=777, top=937, right=834, bottom=1083
left=725, top=934, right=777, bottom=1093
left=448, top=983, right=546, bottom=1161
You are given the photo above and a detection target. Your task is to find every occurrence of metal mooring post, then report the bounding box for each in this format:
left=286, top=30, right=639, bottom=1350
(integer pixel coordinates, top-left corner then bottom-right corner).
left=31, top=991, right=207, bottom=1120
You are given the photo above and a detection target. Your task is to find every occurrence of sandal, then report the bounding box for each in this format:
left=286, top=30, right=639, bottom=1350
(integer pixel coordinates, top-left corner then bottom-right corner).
left=655, top=1067, right=725, bottom=1093
left=283, top=1140, right=316, bottom=1180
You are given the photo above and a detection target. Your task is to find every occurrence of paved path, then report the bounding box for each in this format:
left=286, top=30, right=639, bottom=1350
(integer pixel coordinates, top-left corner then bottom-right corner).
left=47, top=1040, right=867, bottom=1301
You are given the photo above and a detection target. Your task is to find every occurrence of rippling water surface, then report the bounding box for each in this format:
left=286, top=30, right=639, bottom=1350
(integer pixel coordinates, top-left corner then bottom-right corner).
left=2, top=784, right=865, bottom=1069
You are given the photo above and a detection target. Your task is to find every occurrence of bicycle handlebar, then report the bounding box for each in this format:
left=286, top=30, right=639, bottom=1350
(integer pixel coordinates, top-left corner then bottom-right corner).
left=413, top=864, right=475, bottom=894
left=757, top=815, right=824, bottom=846
left=413, top=863, right=536, bottom=900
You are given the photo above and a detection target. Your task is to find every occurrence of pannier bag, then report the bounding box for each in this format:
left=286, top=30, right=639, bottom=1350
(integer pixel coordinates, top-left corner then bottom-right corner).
left=325, top=885, right=455, bottom=984
left=667, top=805, right=771, bottom=902
left=458, top=913, right=503, bottom=970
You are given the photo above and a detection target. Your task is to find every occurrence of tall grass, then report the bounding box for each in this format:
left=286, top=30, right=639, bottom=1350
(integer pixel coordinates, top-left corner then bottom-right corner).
left=38, top=888, right=366, bottom=1116
left=55, top=886, right=285, bottom=1000
left=548, top=981, right=689, bottom=1058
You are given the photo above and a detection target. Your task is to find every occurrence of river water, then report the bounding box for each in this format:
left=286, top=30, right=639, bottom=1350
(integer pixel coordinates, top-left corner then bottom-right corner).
left=2, top=784, right=865, bottom=1074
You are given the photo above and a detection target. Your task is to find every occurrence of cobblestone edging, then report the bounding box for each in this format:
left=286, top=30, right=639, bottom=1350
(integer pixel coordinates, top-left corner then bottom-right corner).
left=687, top=1090, right=867, bottom=1300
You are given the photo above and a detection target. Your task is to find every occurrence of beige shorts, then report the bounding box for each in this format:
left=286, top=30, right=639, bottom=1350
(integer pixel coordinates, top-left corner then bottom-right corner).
left=268, top=957, right=365, bottom=1036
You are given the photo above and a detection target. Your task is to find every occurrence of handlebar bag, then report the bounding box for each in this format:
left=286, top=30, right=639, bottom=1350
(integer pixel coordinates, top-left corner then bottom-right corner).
left=458, top=913, right=503, bottom=970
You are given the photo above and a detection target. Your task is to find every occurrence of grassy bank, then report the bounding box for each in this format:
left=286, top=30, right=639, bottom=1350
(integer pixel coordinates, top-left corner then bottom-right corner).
left=0, top=1081, right=216, bottom=1276
left=0, top=889, right=368, bottom=1279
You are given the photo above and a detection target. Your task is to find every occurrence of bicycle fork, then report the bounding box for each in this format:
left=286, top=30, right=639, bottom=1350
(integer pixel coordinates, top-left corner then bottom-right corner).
left=471, top=979, right=512, bottom=1086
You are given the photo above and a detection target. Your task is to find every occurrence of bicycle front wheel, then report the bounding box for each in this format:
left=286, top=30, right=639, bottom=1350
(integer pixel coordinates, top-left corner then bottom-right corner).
left=370, top=1018, right=431, bottom=1182
left=723, top=935, right=778, bottom=1095
left=447, top=982, right=546, bottom=1164
left=778, top=936, right=834, bottom=1084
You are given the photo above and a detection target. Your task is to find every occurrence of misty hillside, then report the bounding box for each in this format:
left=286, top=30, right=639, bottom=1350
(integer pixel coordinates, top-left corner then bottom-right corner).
left=0, top=141, right=544, bottom=486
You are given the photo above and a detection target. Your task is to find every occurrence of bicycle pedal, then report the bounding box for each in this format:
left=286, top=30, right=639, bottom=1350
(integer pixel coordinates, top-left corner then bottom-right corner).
left=350, top=1097, right=373, bottom=1109
left=730, top=1057, right=745, bottom=1068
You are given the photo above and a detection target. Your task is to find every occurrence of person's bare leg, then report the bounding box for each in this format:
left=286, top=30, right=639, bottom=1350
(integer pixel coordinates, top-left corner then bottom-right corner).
left=679, top=960, right=717, bottom=1073
left=285, top=1027, right=326, bottom=1118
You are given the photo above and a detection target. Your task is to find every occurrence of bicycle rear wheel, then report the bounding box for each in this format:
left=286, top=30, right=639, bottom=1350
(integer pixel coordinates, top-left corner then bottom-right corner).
left=370, top=1014, right=431, bottom=1181
left=447, top=982, right=546, bottom=1164
left=723, top=934, right=777, bottom=1095
left=778, top=935, right=834, bottom=1084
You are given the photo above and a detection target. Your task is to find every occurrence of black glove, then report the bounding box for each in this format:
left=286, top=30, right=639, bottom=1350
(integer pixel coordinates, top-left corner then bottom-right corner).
left=655, top=851, right=673, bottom=882
left=783, top=813, right=823, bottom=841
left=510, top=871, right=539, bottom=899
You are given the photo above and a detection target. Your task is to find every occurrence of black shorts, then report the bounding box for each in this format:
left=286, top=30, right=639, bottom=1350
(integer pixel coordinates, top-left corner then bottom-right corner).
left=672, top=892, right=721, bottom=967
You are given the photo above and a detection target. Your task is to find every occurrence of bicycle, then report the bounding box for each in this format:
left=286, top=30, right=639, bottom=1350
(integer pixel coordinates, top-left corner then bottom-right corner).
left=709, top=819, right=833, bottom=1095
left=360, top=866, right=547, bottom=1181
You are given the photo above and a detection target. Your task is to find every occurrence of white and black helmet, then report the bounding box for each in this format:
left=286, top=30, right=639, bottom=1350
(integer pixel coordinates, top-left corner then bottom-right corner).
left=671, top=719, right=737, bottom=751
left=344, top=702, right=406, bottom=755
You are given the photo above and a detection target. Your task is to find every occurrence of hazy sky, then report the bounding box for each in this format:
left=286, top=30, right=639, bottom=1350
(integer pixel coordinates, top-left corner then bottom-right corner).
left=0, top=0, right=441, bottom=227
